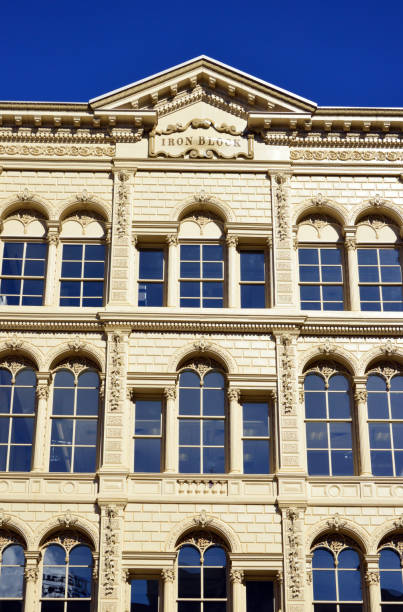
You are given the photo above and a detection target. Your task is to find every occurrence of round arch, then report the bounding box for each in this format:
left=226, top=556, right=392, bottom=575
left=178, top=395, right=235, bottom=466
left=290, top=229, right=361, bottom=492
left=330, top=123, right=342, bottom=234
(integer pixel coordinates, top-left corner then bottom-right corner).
left=0, top=514, right=34, bottom=550
left=169, top=341, right=237, bottom=375
left=0, top=342, right=42, bottom=371
left=0, top=193, right=53, bottom=221
left=59, top=193, right=111, bottom=223
left=349, top=199, right=403, bottom=227
left=306, top=517, right=370, bottom=555
left=165, top=514, right=241, bottom=553
left=299, top=346, right=359, bottom=377
left=172, top=193, right=235, bottom=223
left=46, top=343, right=105, bottom=372
left=35, top=514, right=99, bottom=551
left=370, top=518, right=403, bottom=554
left=359, top=347, right=403, bottom=376
left=293, top=199, right=348, bottom=227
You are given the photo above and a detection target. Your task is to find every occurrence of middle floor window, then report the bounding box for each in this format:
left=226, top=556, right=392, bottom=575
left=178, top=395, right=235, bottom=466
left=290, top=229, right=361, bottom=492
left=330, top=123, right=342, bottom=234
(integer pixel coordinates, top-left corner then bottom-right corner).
left=298, top=247, right=344, bottom=311
left=358, top=247, right=403, bottom=312
left=180, top=244, right=224, bottom=308
left=60, top=243, right=105, bottom=307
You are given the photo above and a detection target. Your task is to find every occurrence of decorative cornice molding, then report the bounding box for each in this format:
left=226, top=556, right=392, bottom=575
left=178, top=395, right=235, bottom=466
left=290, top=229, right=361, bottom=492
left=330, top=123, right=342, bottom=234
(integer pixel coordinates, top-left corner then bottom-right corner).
left=291, top=149, right=403, bottom=162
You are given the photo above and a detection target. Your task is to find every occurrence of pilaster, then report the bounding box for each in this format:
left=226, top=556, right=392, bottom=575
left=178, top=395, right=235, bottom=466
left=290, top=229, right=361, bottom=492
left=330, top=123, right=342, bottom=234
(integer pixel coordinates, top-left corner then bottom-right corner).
left=97, top=504, right=126, bottom=612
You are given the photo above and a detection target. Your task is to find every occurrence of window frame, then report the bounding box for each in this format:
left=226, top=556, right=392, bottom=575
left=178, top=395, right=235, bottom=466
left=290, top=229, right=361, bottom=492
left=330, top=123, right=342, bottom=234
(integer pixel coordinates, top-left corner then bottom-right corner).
left=0, top=542, right=25, bottom=606
left=378, top=542, right=403, bottom=606
left=0, top=238, right=48, bottom=306
left=244, top=575, right=277, bottom=612
left=58, top=238, right=107, bottom=308
left=137, top=244, right=167, bottom=307
left=357, top=244, right=403, bottom=312
left=179, top=239, right=226, bottom=308
left=131, top=394, right=164, bottom=473
left=129, top=574, right=162, bottom=612
left=239, top=246, right=270, bottom=309
left=298, top=242, right=347, bottom=311
left=241, top=397, right=273, bottom=475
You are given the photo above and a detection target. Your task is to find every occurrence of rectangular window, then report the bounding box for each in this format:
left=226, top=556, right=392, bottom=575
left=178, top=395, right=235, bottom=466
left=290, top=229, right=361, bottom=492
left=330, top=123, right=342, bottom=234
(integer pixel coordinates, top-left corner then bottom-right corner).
left=180, top=244, right=224, bottom=308
left=240, top=250, right=266, bottom=308
left=133, top=399, right=162, bottom=472
left=246, top=580, right=275, bottom=612
left=242, top=402, right=271, bottom=474
left=60, top=243, right=105, bottom=307
left=358, top=248, right=403, bottom=311
left=131, top=579, right=160, bottom=612
left=0, top=242, right=47, bottom=306
left=298, top=247, right=344, bottom=310
left=138, top=249, right=164, bottom=306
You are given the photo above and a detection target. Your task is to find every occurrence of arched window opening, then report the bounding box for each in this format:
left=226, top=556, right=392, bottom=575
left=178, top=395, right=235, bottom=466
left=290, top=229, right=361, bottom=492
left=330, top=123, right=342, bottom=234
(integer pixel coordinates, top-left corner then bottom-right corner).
left=178, top=359, right=225, bottom=474
left=0, top=208, right=47, bottom=306
left=312, top=534, right=363, bottom=611
left=179, top=211, right=224, bottom=308
left=297, top=214, right=344, bottom=311
left=177, top=531, right=227, bottom=611
left=49, top=360, right=99, bottom=473
left=0, top=534, right=25, bottom=610
left=304, top=363, right=354, bottom=476
left=41, top=533, right=93, bottom=611
left=0, top=362, right=36, bottom=472
left=366, top=363, right=403, bottom=476
left=356, top=215, right=403, bottom=312
left=378, top=534, right=403, bottom=605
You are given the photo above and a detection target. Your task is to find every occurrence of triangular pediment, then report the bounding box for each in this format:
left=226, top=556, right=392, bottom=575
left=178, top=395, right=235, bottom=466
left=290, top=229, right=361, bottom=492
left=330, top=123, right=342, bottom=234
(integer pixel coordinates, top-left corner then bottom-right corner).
left=90, top=56, right=317, bottom=119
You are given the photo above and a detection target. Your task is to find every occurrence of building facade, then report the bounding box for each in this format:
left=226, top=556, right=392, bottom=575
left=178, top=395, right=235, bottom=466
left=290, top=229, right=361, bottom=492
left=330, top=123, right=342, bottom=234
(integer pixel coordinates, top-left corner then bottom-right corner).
left=0, top=56, right=402, bottom=611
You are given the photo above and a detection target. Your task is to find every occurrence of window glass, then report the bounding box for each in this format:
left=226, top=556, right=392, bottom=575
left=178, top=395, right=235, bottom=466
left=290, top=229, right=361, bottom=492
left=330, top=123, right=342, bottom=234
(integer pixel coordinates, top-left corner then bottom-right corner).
left=367, top=370, right=403, bottom=476
left=42, top=544, right=92, bottom=608
left=177, top=544, right=226, bottom=609
left=0, top=241, right=47, bottom=306
left=131, top=579, right=159, bottom=611
left=60, top=243, right=105, bottom=307
left=0, top=544, right=24, bottom=603
left=305, top=372, right=354, bottom=476
left=49, top=369, right=99, bottom=473
left=0, top=367, right=36, bottom=472
left=380, top=548, right=403, bottom=603
left=312, top=547, right=362, bottom=610
left=242, top=402, right=270, bottom=474
left=246, top=581, right=274, bottom=612
left=133, top=400, right=162, bottom=472
left=358, top=248, right=403, bottom=311
left=299, top=247, right=344, bottom=311
left=138, top=249, right=164, bottom=306
left=240, top=251, right=266, bottom=308
left=180, top=244, right=223, bottom=308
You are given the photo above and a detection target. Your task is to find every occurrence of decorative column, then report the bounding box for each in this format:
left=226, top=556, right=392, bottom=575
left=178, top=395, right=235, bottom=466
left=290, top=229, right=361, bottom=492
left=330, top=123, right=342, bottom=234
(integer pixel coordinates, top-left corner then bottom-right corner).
left=305, top=555, right=313, bottom=612
left=354, top=379, right=372, bottom=476
left=267, top=235, right=274, bottom=307
left=226, top=234, right=239, bottom=308
left=228, top=388, right=242, bottom=474
left=276, top=569, right=284, bottom=612
left=164, top=387, right=177, bottom=473
left=344, top=232, right=360, bottom=311
left=162, top=567, right=176, bottom=612
left=24, top=553, right=40, bottom=611
left=281, top=506, right=307, bottom=611
left=97, top=504, right=126, bottom=612
left=230, top=568, right=245, bottom=612
left=365, top=556, right=381, bottom=612
left=167, top=234, right=178, bottom=307
left=44, top=230, right=59, bottom=306
left=32, top=375, right=50, bottom=472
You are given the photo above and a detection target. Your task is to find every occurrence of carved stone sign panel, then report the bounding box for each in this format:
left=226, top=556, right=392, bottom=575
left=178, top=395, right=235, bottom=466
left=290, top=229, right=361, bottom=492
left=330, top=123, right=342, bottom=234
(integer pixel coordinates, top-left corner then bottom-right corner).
left=149, top=118, right=253, bottom=159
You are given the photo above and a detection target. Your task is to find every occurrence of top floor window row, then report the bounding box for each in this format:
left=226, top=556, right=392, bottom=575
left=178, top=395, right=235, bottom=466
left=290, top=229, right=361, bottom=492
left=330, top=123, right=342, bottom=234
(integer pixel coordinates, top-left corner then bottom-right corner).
left=1, top=205, right=403, bottom=311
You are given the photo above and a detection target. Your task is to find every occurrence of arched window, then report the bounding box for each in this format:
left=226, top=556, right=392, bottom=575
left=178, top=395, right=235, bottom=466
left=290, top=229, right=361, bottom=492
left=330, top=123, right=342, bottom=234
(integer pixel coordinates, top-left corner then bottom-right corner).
left=297, top=214, right=345, bottom=311
left=312, top=535, right=363, bottom=610
left=0, top=363, right=36, bottom=472
left=304, top=363, right=354, bottom=476
left=41, top=536, right=93, bottom=611
left=0, top=207, right=48, bottom=306
left=0, top=539, right=25, bottom=610
left=177, top=532, right=227, bottom=611
left=179, top=211, right=224, bottom=308
left=379, top=536, right=403, bottom=606
left=366, top=363, right=403, bottom=476
left=59, top=210, right=107, bottom=307
left=356, top=214, right=403, bottom=311
left=178, top=360, right=225, bottom=474
left=49, top=361, right=99, bottom=473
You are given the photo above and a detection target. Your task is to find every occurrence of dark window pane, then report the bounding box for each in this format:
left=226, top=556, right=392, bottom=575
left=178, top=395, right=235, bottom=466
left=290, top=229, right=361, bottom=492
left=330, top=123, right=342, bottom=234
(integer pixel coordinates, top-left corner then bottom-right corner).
left=202, top=262, right=223, bottom=278
left=203, top=446, right=225, bottom=473
left=380, top=570, right=403, bottom=601
left=43, top=545, right=65, bottom=565
left=2, top=259, right=22, bottom=275
left=66, top=603, right=91, bottom=612
left=131, top=579, right=159, bottom=611
left=180, top=281, right=200, bottom=297
left=181, top=262, right=200, bottom=278
left=299, top=249, right=318, bottom=264
left=41, top=604, right=64, bottom=612
left=76, top=389, right=99, bottom=416
left=329, top=422, right=352, bottom=449
left=300, top=285, right=321, bottom=301
left=74, top=447, right=96, bottom=473
left=0, top=387, right=11, bottom=414
left=203, top=420, right=225, bottom=446
left=369, top=423, right=391, bottom=448
left=135, top=401, right=161, bottom=435
left=243, top=440, right=270, bottom=474
left=321, top=249, right=342, bottom=265
left=204, top=567, right=226, bottom=597
left=243, top=403, right=269, bottom=436
left=308, top=450, right=330, bottom=476
left=70, top=545, right=92, bottom=566
left=2, top=544, right=24, bottom=564
left=180, top=371, right=200, bottom=387
left=49, top=445, right=72, bottom=472
left=203, top=605, right=226, bottom=612
left=51, top=419, right=73, bottom=444
left=179, top=420, right=200, bottom=446
left=85, top=244, right=105, bottom=260
left=13, top=386, right=36, bottom=414
left=83, top=261, right=104, bottom=278
left=305, top=374, right=326, bottom=391
left=321, top=266, right=342, bottom=282
left=178, top=546, right=200, bottom=566
left=246, top=581, right=274, bottom=612
left=23, top=279, right=44, bottom=295
left=367, top=392, right=389, bottom=419
left=305, top=392, right=327, bottom=418
left=371, top=451, right=394, bottom=476
left=367, top=375, right=387, bottom=391
left=179, top=389, right=200, bottom=415
left=139, top=250, right=164, bottom=280
left=83, top=281, right=103, bottom=297
left=61, top=261, right=82, bottom=278
left=203, top=389, right=224, bottom=416
left=178, top=603, right=200, bottom=612
left=306, top=422, right=328, bottom=448
left=63, top=244, right=83, bottom=260
left=328, top=392, right=351, bottom=419
left=329, top=373, right=349, bottom=390
left=138, top=282, right=164, bottom=307
left=204, top=546, right=226, bottom=566
left=300, top=266, right=320, bottom=282
left=68, top=566, right=92, bottom=597
left=75, top=420, right=97, bottom=445
left=134, top=438, right=161, bottom=472
left=1, top=279, right=20, bottom=294
left=11, top=417, right=34, bottom=443
left=179, top=447, right=200, bottom=473
left=9, top=445, right=32, bottom=471
left=54, top=370, right=75, bottom=388
left=181, top=245, right=200, bottom=260
left=202, top=281, right=223, bottom=298
left=313, top=569, right=336, bottom=600
left=60, top=281, right=80, bottom=297
left=241, top=284, right=266, bottom=308
left=338, top=549, right=360, bottom=569
left=322, top=285, right=344, bottom=301
left=331, top=450, right=354, bottom=476
left=24, top=259, right=45, bottom=276
left=52, top=389, right=75, bottom=416
left=178, top=567, right=200, bottom=598
left=42, top=564, right=66, bottom=597
left=380, top=549, right=401, bottom=569
left=204, top=372, right=224, bottom=388
left=3, top=243, right=23, bottom=259
left=241, top=251, right=265, bottom=281
left=381, top=267, right=402, bottom=283
left=0, top=565, right=23, bottom=597
left=203, top=245, right=223, bottom=261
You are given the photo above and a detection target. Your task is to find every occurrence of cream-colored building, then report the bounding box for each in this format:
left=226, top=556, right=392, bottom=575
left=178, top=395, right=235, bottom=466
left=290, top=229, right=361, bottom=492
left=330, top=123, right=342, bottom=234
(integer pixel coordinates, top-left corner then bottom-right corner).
left=0, top=56, right=403, bottom=611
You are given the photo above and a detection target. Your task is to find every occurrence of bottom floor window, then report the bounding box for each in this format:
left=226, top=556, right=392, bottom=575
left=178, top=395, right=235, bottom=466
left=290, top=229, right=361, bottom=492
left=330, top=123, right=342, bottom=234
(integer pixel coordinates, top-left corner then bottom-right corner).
left=131, top=579, right=160, bottom=611
left=246, top=581, right=274, bottom=612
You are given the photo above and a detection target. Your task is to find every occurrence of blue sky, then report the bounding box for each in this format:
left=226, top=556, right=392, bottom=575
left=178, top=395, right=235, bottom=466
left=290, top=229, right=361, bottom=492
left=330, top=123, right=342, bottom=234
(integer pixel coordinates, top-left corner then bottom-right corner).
left=2, top=0, right=402, bottom=107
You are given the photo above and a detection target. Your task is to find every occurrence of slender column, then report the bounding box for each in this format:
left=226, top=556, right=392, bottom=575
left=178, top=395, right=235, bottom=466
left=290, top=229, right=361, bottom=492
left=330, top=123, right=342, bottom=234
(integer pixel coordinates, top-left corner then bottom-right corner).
left=162, top=567, right=176, bottom=612
left=167, top=234, right=178, bottom=307
left=32, top=375, right=50, bottom=472
left=24, top=553, right=40, bottom=611
left=228, top=388, right=242, bottom=474
left=131, top=234, right=138, bottom=306
left=230, top=569, right=245, bottom=612
left=267, top=235, right=274, bottom=307
left=277, top=569, right=285, bottom=612
left=354, top=381, right=372, bottom=476
left=365, top=562, right=381, bottom=612
left=164, top=387, right=177, bottom=473
left=226, top=234, right=239, bottom=308
left=44, top=231, right=59, bottom=306
left=345, top=235, right=360, bottom=311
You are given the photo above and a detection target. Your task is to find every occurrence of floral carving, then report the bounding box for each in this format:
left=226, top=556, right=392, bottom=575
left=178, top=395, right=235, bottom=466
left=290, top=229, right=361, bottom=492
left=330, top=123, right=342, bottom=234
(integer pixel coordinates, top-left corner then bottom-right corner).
left=0, top=144, right=115, bottom=157
left=164, top=387, right=176, bottom=401
left=229, top=569, right=244, bottom=584
left=67, top=336, right=85, bottom=352
left=103, top=506, right=118, bottom=597
left=354, top=388, right=368, bottom=403
left=16, top=188, right=35, bottom=202
left=193, top=337, right=211, bottom=353
left=161, top=567, right=175, bottom=582
left=74, top=189, right=97, bottom=204
left=116, top=171, right=130, bottom=240
left=227, top=388, right=240, bottom=402
left=46, top=531, right=88, bottom=552
left=365, top=571, right=380, bottom=585
left=286, top=507, right=302, bottom=598
left=166, top=234, right=178, bottom=246
left=193, top=510, right=212, bottom=528
left=393, top=515, right=403, bottom=529
left=24, top=566, right=39, bottom=582
left=177, top=530, right=226, bottom=554
left=0, top=357, right=32, bottom=376
left=326, top=513, right=347, bottom=532
left=345, top=237, right=357, bottom=251
left=56, top=358, right=94, bottom=376
left=225, top=234, right=238, bottom=247
left=291, top=150, right=403, bottom=162
left=184, top=211, right=220, bottom=235
left=310, top=193, right=329, bottom=207
left=0, top=510, right=10, bottom=528
left=57, top=510, right=78, bottom=528
left=4, top=335, right=23, bottom=351
left=369, top=194, right=387, bottom=208
left=318, top=340, right=335, bottom=355
left=313, top=534, right=355, bottom=556
left=182, top=357, right=220, bottom=378
left=278, top=334, right=295, bottom=414
left=275, top=174, right=289, bottom=242
left=370, top=362, right=401, bottom=389
left=380, top=339, right=398, bottom=356
left=36, top=385, right=49, bottom=401
left=307, top=361, right=343, bottom=389
left=108, top=333, right=124, bottom=411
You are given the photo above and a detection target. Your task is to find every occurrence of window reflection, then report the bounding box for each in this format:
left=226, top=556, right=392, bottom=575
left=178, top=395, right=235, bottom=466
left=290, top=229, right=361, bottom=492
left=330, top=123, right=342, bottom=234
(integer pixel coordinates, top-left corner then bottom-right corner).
left=177, top=542, right=227, bottom=610
left=0, top=543, right=24, bottom=605
left=379, top=546, right=403, bottom=604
